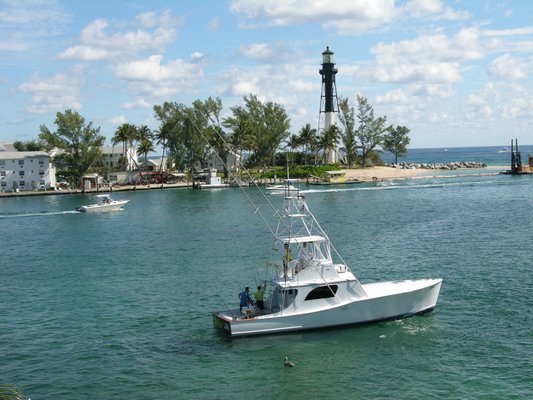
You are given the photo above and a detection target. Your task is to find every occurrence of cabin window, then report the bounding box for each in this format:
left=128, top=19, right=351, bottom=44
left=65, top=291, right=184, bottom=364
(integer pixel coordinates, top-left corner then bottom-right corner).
left=304, top=285, right=338, bottom=301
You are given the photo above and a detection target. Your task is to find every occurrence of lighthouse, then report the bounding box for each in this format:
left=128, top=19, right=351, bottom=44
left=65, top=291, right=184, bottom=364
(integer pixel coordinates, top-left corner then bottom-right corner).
left=318, top=46, right=340, bottom=164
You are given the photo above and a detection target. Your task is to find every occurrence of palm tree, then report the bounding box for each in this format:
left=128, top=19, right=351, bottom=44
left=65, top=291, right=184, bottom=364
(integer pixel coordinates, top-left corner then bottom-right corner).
left=154, top=124, right=171, bottom=174
left=286, top=134, right=300, bottom=166
left=297, top=124, right=317, bottom=165
left=319, top=125, right=341, bottom=164
left=137, top=125, right=152, bottom=142
left=112, top=123, right=137, bottom=171
left=137, top=138, right=155, bottom=173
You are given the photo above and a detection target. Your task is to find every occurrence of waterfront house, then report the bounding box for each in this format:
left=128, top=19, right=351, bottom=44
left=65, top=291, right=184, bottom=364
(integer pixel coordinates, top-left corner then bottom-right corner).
left=0, top=146, right=57, bottom=192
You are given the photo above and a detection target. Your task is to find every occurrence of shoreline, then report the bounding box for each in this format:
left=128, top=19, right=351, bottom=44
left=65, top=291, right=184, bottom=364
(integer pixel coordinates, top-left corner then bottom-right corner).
left=0, top=166, right=509, bottom=198
left=343, top=165, right=507, bottom=182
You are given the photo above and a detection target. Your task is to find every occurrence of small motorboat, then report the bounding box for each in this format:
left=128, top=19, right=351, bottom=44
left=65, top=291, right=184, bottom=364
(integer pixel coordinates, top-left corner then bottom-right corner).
left=76, top=194, right=129, bottom=213
left=265, top=179, right=299, bottom=195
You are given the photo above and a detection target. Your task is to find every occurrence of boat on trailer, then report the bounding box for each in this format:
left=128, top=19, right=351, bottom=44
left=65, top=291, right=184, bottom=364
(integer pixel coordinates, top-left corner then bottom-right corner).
left=213, top=187, right=442, bottom=337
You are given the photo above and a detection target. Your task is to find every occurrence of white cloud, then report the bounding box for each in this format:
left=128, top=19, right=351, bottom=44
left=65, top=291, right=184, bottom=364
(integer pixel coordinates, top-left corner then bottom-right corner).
left=112, top=55, right=203, bottom=99
left=238, top=42, right=297, bottom=63
left=58, top=45, right=110, bottom=61
left=190, top=51, right=207, bottom=63
left=58, top=12, right=180, bottom=61
left=230, top=0, right=468, bottom=35
left=122, top=98, right=152, bottom=110
left=109, top=115, right=128, bottom=125
left=483, top=26, right=533, bottom=36
left=18, top=71, right=83, bottom=114
left=488, top=53, right=526, bottom=79
left=114, top=55, right=199, bottom=82
left=0, top=0, right=70, bottom=52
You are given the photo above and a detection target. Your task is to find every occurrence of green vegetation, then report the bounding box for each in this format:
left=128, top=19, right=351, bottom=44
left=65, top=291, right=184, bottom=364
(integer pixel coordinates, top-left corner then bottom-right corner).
left=20, top=93, right=409, bottom=186
left=13, top=139, right=45, bottom=151
left=39, top=109, right=105, bottom=188
left=383, top=125, right=411, bottom=164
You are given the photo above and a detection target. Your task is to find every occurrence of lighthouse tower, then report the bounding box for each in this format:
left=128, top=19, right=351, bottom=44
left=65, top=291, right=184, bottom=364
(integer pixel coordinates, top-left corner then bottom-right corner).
left=318, top=46, right=340, bottom=164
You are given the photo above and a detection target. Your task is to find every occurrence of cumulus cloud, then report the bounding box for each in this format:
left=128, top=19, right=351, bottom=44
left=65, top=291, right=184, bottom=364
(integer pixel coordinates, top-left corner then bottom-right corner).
left=114, top=55, right=199, bottom=82
left=122, top=98, right=152, bottom=110
left=238, top=42, right=297, bottom=63
left=402, top=0, right=470, bottom=21
left=488, top=53, right=526, bottom=79
left=109, top=115, right=128, bottom=125
left=18, top=71, right=83, bottom=113
left=58, top=45, right=110, bottom=61
left=113, top=55, right=203, bottom=99
left=367, top=28, right=485, bottom=84
left=229, top=0, right=468, bottom=35
left=58, top=11, right=180, bottom=61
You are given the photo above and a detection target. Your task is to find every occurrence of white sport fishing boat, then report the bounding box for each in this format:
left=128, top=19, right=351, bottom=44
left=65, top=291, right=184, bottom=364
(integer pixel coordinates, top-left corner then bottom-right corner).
left=213, top=186, right=442, bottom=337
left=76, top=194, right=129, bottom=213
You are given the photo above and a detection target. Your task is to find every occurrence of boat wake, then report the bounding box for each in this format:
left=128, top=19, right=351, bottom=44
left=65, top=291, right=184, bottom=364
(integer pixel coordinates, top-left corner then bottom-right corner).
left=0, top=210, right=80, bottom=219
left=299, top=178, right=508, bottom=194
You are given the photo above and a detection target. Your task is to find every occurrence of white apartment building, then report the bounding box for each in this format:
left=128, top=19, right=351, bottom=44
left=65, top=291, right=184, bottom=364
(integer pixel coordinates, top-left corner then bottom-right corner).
left=0, top=150, right=57, bottom=192
left=101, top=146, right=136, bottom=171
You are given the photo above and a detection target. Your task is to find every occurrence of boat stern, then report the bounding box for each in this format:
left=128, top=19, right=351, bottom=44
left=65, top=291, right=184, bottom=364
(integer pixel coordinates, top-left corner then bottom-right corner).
left=212, top=312, right=233, bottom=336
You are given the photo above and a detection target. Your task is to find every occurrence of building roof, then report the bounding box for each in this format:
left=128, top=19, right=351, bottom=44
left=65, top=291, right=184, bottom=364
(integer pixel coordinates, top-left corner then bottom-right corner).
left=0, top=151, right=50, bottom=160
left=0, top=142, right=16, bottom=152
left=101, top=146, right=124, bottom=154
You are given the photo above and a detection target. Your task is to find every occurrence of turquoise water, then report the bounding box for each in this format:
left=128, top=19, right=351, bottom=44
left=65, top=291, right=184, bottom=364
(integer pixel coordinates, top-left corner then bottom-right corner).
left=1, top=170, right=533, bottom=398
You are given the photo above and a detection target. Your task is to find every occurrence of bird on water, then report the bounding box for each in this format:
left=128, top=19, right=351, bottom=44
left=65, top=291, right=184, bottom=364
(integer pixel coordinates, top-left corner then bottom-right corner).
left=284, top=357, right=295, bottom=367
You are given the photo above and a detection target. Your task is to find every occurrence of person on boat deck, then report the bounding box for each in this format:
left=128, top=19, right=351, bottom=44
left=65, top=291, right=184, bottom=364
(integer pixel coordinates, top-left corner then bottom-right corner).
left=254, top=286, right=265, bottom=310
left=239, top=287, right=253, bottom=311
left=283, top=243, right=293, bottom=275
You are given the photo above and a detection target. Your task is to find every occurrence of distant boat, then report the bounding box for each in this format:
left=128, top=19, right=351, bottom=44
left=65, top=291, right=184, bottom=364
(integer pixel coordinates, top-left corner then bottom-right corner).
left=193, top=169, right=229, bottom=189
left=498, top=147, right=510, bottom=153
left=308, top=170, right=351, bottom=185
left=76, top=194, right=129, bottom=213
left=265, top=179, right=299, bottom=195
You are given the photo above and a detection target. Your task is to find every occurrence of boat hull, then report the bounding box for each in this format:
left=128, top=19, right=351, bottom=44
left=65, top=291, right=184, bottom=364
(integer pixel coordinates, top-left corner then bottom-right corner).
left=213, top=278, right=442, bottom=337
left=77, top=200, right=129, bottom=213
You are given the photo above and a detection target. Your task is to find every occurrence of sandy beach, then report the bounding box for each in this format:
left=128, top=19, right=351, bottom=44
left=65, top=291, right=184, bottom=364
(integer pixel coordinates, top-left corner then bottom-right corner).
left=343, top=165, right=507, bottom=182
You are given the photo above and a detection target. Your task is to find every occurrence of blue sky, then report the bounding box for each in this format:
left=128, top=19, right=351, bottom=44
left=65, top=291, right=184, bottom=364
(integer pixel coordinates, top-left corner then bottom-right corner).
left=1, top=0, right=532, bottom=149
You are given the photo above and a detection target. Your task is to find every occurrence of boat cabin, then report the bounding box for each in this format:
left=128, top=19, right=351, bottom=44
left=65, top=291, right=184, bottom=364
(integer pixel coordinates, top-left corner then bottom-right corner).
left=321, top=170, right=346, bottom=183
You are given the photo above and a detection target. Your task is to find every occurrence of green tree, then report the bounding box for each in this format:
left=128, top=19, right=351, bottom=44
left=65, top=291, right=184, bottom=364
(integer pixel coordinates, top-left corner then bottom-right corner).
left=13, top=139, right=44, bottom=151
left=319, top=124, right=341, bottom=164
left=355, top=95, right=387, bottom=168
left=297, top=123, right=317, bottom=165
left=137, top=137, right=155, bottom=172
left=112, top=123, right=137, bottom=171
left=286, top=133, right=300, bottom=166
left=383, top=125, right=410, bottom=164
left=223, top=94, right=290, bottom=168
left=337, top=97, right=358, bottom=167
left=39, top=109, right=105, bottom=188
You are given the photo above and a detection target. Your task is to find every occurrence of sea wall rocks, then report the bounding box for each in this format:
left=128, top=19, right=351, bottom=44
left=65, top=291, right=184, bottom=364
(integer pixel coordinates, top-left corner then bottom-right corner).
left=388, top=161, right=487, bottom=170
